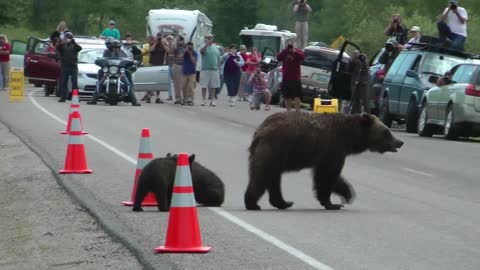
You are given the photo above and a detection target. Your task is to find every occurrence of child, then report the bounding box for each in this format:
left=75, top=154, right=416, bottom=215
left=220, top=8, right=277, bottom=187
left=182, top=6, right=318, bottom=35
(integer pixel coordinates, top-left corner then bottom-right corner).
left=248, top=66, right=271, bottom=111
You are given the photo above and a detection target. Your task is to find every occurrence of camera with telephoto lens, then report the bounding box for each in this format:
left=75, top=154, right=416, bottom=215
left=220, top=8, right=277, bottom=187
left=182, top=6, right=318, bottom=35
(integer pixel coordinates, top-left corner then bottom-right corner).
left=287, top=44, right=294, bottom=50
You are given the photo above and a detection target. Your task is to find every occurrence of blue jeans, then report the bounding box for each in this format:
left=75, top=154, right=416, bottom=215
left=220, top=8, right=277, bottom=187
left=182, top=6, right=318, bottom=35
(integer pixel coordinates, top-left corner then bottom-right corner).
left=168, top=65, right=173, bottom=98
left=437, top=21, right=466, bottom=51
left=60, top=65, right=78, bottom=99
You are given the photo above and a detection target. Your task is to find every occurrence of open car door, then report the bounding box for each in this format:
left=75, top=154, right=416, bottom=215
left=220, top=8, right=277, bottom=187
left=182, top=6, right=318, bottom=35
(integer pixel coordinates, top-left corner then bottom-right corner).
left=9, top=40, right=27, bottom=70
left=328, top=40, right=362, bottom=101
left=133, top=64, right=170, bottom=92
left=24, top=37, right=60, bottom=87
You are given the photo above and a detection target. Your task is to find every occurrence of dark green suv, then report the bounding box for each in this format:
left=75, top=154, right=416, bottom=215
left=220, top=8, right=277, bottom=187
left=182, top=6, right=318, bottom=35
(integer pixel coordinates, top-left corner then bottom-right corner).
left=379, top=45, right=470, bottom=133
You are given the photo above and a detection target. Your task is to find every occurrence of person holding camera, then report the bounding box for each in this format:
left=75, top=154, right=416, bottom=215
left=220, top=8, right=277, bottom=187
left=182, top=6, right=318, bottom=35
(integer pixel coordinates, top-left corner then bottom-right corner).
left=55, top=32, right=82, bottom=102
left=384, top=14, right=408, bottom=47
left=277, top=42, right=305, bottom=112
left=379, top=37, right=401, bottom=75
left=348, top=50, right=370, bottom=114
left=437, top=0, right=468, bottom=52
left=221, top=44, right=244, bottom=107
left=248, top=66, right=271, bottom=111
left=293, top=0, right=312, bottom=49
left=181, top=41, right=198, bottom=106
left=147, top=33, right=170, bottom=103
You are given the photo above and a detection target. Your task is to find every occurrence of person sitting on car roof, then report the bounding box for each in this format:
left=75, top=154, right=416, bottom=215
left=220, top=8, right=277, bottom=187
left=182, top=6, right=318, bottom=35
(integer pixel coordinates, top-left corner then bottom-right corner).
left=406, top=26, right=422, bottom=50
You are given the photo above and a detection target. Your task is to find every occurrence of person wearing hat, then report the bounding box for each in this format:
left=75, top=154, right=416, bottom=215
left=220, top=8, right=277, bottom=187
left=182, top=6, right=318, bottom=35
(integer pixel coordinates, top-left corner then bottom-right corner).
left=406, top=26, right=422, bottom=49
left=379, top=37, right=401, bottom=75
left=437, top=0, right=468, bottom=51
left=100, top=20, right=121, bottom=40
left=55, top=32, right=82, bottom=102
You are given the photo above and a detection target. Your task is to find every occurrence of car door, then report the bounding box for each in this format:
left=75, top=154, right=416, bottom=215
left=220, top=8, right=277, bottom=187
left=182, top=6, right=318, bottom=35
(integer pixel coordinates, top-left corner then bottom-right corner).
left=434, top=65, right=465, bottom=120
left=133, top=65, right=169, bottom=92
left=382, top=52, right=409, bottom=115
left=328, top=40, right=361, bottom=101
left=24, top=38, right=59, bottom=84
left=399, top=54, right=423, bottom=115
left=474, top=69, right=480, bottom=112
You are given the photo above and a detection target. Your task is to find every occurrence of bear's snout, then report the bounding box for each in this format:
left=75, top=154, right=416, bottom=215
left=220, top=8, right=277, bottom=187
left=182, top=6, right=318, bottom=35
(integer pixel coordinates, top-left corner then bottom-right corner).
left=395, top=139, right=404, bottom=149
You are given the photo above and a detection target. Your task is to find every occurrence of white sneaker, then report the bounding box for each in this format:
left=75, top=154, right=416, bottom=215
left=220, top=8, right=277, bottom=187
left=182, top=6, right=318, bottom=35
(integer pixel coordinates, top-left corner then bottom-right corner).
left=210, top=100, right=216, bottom=107
left=229, top=100, right=235, bottom=107
left=201, top=100, right=206, bottom=106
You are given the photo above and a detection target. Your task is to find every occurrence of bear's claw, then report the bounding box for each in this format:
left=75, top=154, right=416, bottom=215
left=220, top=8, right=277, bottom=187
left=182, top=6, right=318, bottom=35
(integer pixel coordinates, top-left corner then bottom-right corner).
left=323, top=204, right=344, bottom=210
left=271, top=200, right=294, bottom=210
left=246, top=204, right=262, bottom=210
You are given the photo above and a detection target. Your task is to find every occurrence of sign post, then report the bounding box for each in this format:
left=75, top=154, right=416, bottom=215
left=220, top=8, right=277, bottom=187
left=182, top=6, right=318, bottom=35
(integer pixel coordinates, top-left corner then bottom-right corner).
left=9, top=67, right=25, bottom=102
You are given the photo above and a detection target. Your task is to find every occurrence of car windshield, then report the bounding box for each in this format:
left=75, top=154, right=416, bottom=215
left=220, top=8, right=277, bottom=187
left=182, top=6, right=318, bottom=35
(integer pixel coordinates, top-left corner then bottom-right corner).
left=302, top=50, right=339, bottom=70
left=421, top=54, right=464, bottom=76
left=78, top=48, right=105, bottom=64
left=240, top=35, right=281, bottom=58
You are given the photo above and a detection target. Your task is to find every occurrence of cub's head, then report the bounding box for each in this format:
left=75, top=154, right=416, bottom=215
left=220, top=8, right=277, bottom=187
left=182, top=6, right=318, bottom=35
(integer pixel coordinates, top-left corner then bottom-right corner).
left=165, top=153, right=196, bottom=165
left=360, top=113, right=404, bottom=153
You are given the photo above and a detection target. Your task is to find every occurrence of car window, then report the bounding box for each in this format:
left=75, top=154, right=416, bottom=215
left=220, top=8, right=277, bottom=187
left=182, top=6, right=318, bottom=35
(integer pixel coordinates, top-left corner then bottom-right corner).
left=34, top=42, right=49, bottom=54
left=78, top=48, right=106, bottom=64
left=385, top=53, right=407, bottom=77
left=457, top=65, right=476, bottom=83
left=302, top=50, right=338, bottom=70
left=370, top=48, right=385, bottom=66
left=451, top=65, right=465, bottom=82
left=11, top=41, right=27, bottom=55
left=421, top=54, right=464, bottom=76
left=411, top=55, right=422, bottom=72
left=396, top=53, right=418, bottom=77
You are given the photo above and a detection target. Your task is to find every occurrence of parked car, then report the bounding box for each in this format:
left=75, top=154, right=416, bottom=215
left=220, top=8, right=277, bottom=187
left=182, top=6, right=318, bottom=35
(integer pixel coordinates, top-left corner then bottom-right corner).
left=11, top=36, right=169, bottom=97
left=418, top=60, right=480, bottom=140
left=378, top=43, right=470, bottom=133
left=300, top=46, right=350, bottom=106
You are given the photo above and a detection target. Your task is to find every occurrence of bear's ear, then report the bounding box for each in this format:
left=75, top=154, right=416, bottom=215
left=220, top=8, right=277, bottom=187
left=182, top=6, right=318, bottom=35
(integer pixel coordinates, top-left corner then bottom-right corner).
left=189, top=154, right=196, bottom=164
left=360, top=113, right=374, bottom=127
left=166, top=153, right=172, bottom=157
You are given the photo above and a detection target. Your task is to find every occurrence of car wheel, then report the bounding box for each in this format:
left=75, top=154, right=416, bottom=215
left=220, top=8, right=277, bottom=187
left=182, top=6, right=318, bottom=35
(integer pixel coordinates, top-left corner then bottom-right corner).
left=444, top=105, right=460, bottom=140
left=379, top=96, right=392, bottom=128
left=418, top=103, right=434, bottom=137
left=44, top=85, right=50, bottom=97
left=406, top=99, right=418, bottom=133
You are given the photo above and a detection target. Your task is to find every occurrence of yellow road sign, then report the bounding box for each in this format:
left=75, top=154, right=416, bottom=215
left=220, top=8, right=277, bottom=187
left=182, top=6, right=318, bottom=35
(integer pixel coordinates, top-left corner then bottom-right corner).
left=9, top=67, right=24, bottom=102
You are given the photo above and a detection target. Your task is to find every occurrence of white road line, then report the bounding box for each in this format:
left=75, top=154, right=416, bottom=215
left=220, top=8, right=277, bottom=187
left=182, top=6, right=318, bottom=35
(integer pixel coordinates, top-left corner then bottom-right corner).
left=402, top=167, right=434, bottom=177
left=28, top=90, right=335, bottom=270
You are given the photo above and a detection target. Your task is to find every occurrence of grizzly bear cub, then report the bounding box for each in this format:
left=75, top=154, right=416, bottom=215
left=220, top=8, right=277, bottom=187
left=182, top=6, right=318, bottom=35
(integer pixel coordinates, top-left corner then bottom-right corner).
left=245, top=112, right=403, bottom=211
left=133, top=153, right=225, bottom=212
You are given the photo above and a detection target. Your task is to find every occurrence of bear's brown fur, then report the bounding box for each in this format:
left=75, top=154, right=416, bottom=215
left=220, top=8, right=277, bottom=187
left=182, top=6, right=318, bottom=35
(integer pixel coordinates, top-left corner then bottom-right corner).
left=244, top=112, right=403, bottom=210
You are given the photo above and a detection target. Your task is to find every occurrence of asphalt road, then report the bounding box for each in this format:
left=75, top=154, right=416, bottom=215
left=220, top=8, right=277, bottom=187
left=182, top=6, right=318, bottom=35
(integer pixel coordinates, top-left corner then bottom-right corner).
left=1, top=87, right=479, bottom=270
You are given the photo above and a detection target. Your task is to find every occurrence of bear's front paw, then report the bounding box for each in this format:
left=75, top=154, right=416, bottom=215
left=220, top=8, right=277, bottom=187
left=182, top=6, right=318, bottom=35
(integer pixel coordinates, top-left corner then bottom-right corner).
left=270, top=200, right=294, bottom=210
left=132, top=207, right=144, bottom=212
left=323, top=203, right=344, bottom=210
left=246, top=204, right=262, bottom=210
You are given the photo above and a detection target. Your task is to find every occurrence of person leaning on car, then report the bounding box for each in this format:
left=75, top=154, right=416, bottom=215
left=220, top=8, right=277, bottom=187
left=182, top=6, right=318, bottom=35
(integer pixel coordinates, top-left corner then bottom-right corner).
left=379, top=37, right=401, bottom=75
left=55, top=32, right=82, bottom=102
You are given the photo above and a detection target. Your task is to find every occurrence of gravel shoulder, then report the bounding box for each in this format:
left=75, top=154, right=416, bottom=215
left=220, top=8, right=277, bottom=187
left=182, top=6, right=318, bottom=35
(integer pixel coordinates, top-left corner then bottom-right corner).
left=0, top=122, right=142, bottom=270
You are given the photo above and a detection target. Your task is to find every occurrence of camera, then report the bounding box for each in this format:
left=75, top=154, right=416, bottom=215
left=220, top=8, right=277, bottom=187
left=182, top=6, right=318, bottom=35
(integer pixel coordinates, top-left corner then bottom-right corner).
left=393, top=19, right=399, bottom=24
left=358, top=54, right=367, bottom=62
left=287, top=44, right=294, bottom=50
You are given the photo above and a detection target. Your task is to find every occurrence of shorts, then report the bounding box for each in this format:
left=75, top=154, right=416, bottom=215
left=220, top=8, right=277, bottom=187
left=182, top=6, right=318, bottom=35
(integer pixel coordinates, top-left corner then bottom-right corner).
left=282, top=80, right=302, bottom=99
left=200, top=70, right=220, bottom=89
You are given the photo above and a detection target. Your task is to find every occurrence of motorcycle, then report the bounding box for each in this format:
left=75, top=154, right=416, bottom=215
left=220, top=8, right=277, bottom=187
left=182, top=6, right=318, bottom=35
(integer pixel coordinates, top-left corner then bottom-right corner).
left=94, top=57, right=137, bottom=105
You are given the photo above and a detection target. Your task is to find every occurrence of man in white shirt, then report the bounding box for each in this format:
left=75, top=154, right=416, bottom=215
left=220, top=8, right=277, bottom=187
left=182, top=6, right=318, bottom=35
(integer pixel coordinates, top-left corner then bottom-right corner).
left=437, top=0, right=468, bottom=51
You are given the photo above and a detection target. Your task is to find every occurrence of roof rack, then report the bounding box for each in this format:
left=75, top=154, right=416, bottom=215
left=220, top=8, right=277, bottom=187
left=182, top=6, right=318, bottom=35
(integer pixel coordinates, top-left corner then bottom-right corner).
left=406, top=35, right=479, bottom=59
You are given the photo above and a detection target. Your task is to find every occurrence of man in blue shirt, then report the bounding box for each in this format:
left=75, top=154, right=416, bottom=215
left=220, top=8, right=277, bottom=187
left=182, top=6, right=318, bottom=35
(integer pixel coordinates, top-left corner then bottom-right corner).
left=100, top=20, right=121, bottom=40
left=182, top=42, right=198, bottom=106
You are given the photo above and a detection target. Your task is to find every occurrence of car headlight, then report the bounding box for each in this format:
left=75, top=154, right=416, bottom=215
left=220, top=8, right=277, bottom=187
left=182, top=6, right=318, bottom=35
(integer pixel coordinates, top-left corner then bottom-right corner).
left=120, top=68, right=126, bottom=74
left=102, top=67, right=108, bottom=73
left=109, top=66, right=119, bottom=74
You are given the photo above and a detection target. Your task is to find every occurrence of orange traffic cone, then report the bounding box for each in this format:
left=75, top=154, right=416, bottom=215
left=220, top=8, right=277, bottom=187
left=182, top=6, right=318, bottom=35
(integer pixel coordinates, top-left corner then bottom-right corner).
left=122, top=128, right=157, bottom=207
left=59, top=111, right=92, bottom=174
left=61, top=89, right=88, bottom=135
left=154, top=153, right=211, bottom=253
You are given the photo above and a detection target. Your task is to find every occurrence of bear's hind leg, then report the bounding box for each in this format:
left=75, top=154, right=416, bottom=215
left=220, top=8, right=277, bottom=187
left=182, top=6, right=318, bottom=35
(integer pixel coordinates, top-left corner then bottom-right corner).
left=333, top=176, right=356, bottom=204
left=132, top=181, right=149, bottom=212
left=313, top=165, right=344, bottom=210
left=267, top=170, right=293, bottom=210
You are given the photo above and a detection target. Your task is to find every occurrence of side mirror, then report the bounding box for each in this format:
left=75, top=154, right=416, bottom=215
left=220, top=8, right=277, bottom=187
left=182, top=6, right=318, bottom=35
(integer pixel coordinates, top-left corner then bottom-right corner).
left=428, top=75, right=439, bottom=84
left=406, top=70, right=419, bottom=78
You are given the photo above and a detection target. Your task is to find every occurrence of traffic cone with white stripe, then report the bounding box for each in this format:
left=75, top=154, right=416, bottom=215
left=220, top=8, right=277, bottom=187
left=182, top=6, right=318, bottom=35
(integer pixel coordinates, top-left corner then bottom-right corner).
left=122, top=128, right=157, bottom=207
left=59, top=111, right=92, bottom=174
left=61, top=89, right=88, bottom=135
left=154, top=153, right=211, bottom=253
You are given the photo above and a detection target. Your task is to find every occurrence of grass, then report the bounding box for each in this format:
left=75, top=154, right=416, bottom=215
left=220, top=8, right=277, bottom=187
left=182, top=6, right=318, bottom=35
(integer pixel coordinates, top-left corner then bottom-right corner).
left=1, top=25, right=47, bottom=42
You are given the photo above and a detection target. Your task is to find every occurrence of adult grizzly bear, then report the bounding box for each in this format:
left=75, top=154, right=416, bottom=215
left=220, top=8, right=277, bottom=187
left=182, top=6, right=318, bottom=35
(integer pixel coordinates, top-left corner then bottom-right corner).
left=244, top=112, right=403, bottom=210
left=133, top=153, right=225, bottom=212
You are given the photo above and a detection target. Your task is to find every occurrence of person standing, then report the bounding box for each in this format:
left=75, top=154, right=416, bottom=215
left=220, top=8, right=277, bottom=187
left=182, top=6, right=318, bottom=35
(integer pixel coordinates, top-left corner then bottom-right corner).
left=221, top=44, right=244, bottom=107
left=200, top=34, right=221, bottom=107
left=165, top=35, right=176, bottom=101
left=56, top=32, right=82, bottom=102
left=100, top=20, right=121, bottom=40
left=293, top=0, right=312, bottom=49
left=147, top=33, right=169, bottom=103
left=437, top=0, right=468, bottom=51
left=0, top=34, right=11, bottom=91
left=277, top=43, right=304, bottom=112
left=384, top=14, right=409, bottom=47
left=181, top=42, right=198, bottom=106
left=243, top=46, right=261, bottom=101
left=348, top=50, right=369, bottom=114
left=56, top=21, right=68, bottom=40
left=172, top=35, right=186, bottom=104
left=237, top=45, right=250, bottom=101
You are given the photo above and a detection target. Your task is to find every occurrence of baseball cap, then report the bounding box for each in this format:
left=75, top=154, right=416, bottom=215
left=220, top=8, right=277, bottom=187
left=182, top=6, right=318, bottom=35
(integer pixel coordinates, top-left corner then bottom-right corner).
left=449, top=0, right=458, bottom=4
left=64, top=31, right=74, bottom=39
left=410, top=26, right=421, bottom=32
left=109, top=20, right=116, bottom=25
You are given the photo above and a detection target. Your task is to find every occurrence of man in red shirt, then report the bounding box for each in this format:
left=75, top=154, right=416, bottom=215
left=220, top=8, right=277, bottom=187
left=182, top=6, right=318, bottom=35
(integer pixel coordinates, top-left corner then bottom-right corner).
left=277, top=43, right=305, bottom=112
left=0, top=34, right=11, bottom=91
